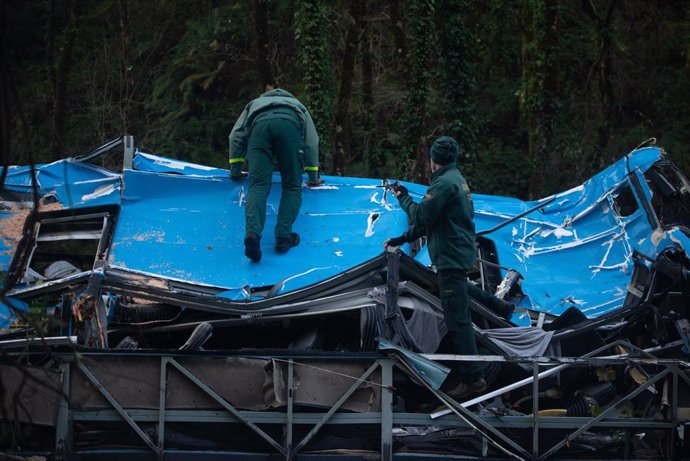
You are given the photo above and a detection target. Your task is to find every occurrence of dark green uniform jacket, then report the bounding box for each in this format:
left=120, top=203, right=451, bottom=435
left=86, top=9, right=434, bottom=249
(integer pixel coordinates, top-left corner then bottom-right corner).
left=228, top=89, right=319, bottom=182
left=398, top=163, right=476, bottom=271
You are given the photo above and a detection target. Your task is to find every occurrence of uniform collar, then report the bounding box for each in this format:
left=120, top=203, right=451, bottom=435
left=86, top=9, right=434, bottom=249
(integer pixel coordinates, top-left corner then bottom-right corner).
left=261, top=88, right=295, bottom=98
left=431, top=163, right=455, bottom=180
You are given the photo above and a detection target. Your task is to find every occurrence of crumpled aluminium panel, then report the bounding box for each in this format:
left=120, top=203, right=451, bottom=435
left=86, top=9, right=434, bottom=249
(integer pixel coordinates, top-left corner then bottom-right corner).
left=108, top=166, right=409, bottom=292
left=3, top=146, right=688, bottom=322
left=465, top=147, right=690, bottom=318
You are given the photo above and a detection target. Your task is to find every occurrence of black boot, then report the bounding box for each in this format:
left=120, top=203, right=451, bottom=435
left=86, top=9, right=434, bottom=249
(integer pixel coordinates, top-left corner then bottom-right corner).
left=275, top=232, right=300, bottom=253
left=244, top=232, right=261, bottom=262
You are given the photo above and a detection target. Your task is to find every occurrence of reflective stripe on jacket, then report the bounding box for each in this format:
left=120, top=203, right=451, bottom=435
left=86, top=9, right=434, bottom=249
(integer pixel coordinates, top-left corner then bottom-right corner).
left=228, top=89, right=319, bottom=179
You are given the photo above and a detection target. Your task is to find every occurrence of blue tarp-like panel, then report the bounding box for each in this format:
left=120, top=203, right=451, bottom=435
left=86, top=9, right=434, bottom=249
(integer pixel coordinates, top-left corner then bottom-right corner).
left=2, top=160, right=121, bottom=208
left=469, top=147, right=690, bottom=317
left=133, top=151, right=230, bottom=177
left=1, top=160, right=122, bottom=271
left=0, top=296, right=28, bottom=331
left=108, top=168, right=413, bottom=294
left=5, top=147, right=690, bottom=320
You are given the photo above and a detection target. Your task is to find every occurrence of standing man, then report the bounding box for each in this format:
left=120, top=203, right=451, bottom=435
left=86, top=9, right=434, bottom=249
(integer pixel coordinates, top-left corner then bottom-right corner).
left=384, top=136, right=485, bottom=399
left=229, top=85, right=322, bottom=262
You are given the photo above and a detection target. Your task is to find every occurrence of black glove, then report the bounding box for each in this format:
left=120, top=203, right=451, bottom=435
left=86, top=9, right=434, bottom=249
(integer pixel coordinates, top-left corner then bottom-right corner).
left=307, top=178, right=325, bottom=187
left=385, top=235, right=407, bottom=248
left=391, top=182, right=408, bottom=198
left=230, top=171, right=248, bottom=180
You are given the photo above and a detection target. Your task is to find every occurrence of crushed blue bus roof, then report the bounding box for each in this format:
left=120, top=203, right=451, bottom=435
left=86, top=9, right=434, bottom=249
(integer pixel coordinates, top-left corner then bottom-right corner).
left=2, top=140, right=690, bottom=461
left=2, top=144, right=689, bottom=322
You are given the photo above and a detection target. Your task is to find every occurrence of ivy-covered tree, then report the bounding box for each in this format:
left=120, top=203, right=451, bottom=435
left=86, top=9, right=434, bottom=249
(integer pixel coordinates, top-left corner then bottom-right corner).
left=520, top=0, right=559, bottom=199
left=401, top=0, right=434, bottom=182
left=2, top=0, right=689, bottom=197
left=295, top=0, right=333, bottom=172
left=360, top=0, right=379, bottom=177
left=253, top=0, right=274, bottom=88
left=437, top=0, right=479, bottom=160
left=118, top=0, right=135, bottom=135
left=51, top=0, right=80, bottom=156
left=388, top=0, right=408, bottom=78
left=583, top=0, right=617, bottom=171
left=333, top=0, right=363, bottom=175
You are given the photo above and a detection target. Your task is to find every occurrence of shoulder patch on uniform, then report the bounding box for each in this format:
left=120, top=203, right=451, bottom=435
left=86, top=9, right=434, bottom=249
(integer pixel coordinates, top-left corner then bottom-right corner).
left=461, top=184, right=470, bottom=192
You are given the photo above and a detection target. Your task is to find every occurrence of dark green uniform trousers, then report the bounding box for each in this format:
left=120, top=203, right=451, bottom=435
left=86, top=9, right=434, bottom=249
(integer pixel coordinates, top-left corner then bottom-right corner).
left=246, top=112, right=303, bottom=239
left=437, top=269, right=484, bottom=383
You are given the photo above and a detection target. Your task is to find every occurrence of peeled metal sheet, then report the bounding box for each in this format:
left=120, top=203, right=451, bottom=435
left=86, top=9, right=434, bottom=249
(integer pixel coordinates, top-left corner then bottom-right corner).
left=108, top=168, right=409, bottom=292
left=466, top=147, right=690, bottom=318
left=4, top=146, right=689, bottom=322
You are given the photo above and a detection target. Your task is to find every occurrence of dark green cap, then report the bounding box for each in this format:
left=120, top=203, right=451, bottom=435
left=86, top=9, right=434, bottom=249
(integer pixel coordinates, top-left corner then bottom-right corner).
left=430, top=136, right=460, bottom=165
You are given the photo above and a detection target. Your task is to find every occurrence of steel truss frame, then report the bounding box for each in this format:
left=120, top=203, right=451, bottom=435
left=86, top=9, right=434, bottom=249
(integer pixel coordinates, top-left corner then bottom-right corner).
left=48, top=349, right=689, bottom=461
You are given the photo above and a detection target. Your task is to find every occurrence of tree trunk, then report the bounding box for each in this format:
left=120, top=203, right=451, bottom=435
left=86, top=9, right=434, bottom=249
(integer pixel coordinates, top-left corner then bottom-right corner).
left=528, top=0, right=558, bottom=199
left=295, top=0, right=333, bottom=170
left=51, top=0, right=80, bottom=157
left=438, top=0, right=478, bottom=159
left=254, top=0, right=274, bottom=88
left=333, top=0, right=363, bottom=175
left=388, top=0, right=407, bottom=79
left=521, top=0, right=536, bottom=198
left=596, top=2, right=616, bottom=153
left=361, top=0, right=379, bottom=177
left=1, top=2, right=9, bottom=182
left=45, top=0, right=57, bottom=94
left=584, top=0, right=617, bottom=169
left=405, top=0, right=434, bottom=183
left=119, top=0, right=135, bottom=136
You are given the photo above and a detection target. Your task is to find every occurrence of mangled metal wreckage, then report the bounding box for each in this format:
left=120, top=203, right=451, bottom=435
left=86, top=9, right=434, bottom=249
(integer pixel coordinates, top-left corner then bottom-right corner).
left=1, top=137, right=690, bottom=460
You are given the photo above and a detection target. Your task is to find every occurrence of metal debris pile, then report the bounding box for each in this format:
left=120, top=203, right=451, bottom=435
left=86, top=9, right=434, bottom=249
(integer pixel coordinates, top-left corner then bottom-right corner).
left=1, top=137, right=689, bottom=459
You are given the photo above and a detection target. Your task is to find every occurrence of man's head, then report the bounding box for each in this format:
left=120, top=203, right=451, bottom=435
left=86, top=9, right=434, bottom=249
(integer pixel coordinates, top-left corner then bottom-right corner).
left=430, top=136, right=460, bottom=171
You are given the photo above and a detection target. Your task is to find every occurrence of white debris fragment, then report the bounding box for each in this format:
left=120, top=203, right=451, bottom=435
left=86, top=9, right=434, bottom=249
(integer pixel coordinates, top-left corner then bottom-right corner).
left=308, top=185, right=339, bottom=190
left=370, top=191, right=394, bottom=210
left=81, top=183, right=117, bottom=201
left=561, top=296, right=586, bottom=306
left=139, top=152, right=217, bottom=171
left=365, top=212, right=380, bottom=237
left=651, top=228, right=665, bottom=246
left=553, top=227, right=574, bottom=238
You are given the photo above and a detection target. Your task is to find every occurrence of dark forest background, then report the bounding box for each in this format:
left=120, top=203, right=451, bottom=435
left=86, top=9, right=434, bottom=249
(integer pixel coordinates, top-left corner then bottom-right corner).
left=1, top=0, right=689, bottom=199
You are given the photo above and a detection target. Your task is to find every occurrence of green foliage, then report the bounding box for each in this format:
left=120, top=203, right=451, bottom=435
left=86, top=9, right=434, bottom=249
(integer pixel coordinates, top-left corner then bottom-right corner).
left=146, top=3, right=254, bottom=167
left=467, top=139, right=531, bottom=197
left=295, top=0, right=334, bottom=171
left=400, top=0, right=435, bottom=180
left=2, top=0, right=689, bottom=197
left=436, top=0, right=479, bottom=158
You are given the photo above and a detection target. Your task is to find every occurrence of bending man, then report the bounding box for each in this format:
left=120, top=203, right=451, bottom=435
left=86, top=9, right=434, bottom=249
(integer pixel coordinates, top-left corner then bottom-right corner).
left=229, top=85, right=321, bottom=262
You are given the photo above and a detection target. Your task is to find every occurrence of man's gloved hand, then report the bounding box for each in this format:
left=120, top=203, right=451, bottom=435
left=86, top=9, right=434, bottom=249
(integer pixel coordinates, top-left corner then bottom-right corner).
left=230, top=171, right=248, bottom=180
left=391, top=182, right=408, bottom=198
left=384, top=235, right=407, bottom=249
left=307, top=178, right=325, bottom=187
